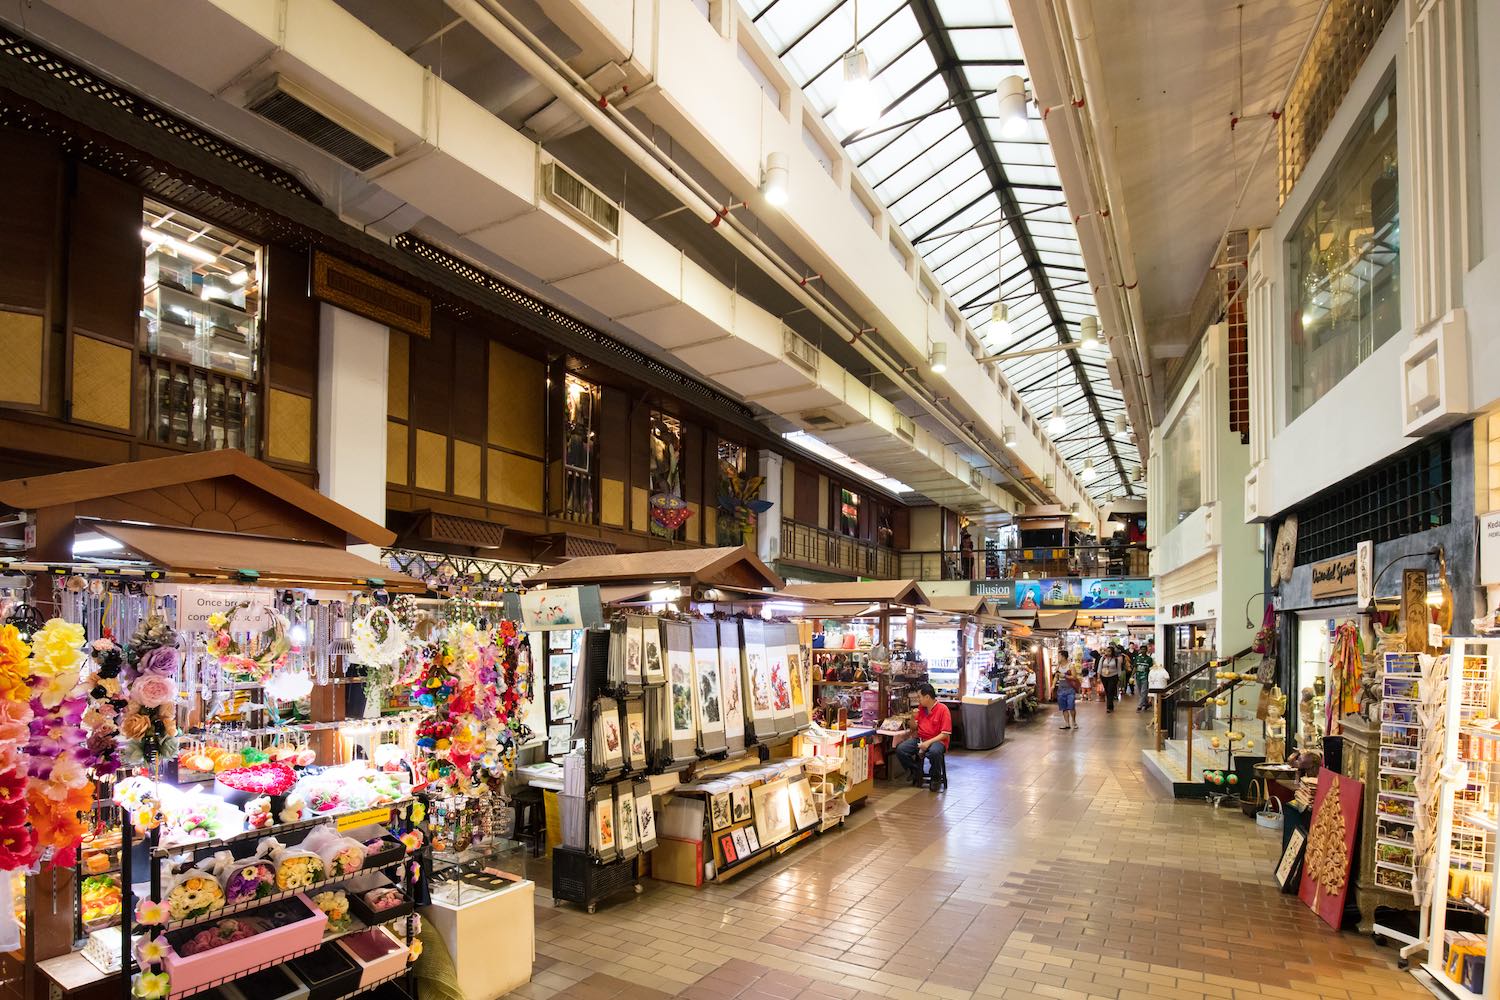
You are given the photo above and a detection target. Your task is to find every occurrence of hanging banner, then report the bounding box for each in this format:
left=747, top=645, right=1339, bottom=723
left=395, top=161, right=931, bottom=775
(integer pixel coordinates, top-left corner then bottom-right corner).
left=786, top=623, right=810, bottom=730
left=642, top=616, right=666, bottom=684
left=718, top=621, right=746, bottom=754
left=624, top=616, right=645, bottom=687
left=740, top=618, right=775, bottom=743
left=661, top=620, right=697, bottom=762
left=691, top=619, right=727, bottom=753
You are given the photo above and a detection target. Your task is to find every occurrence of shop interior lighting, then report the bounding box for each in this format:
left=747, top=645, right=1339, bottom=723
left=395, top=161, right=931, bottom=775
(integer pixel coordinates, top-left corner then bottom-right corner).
left=648, top=587, right=683, bottom=605
left=141, top=227, right=217, bottom=265
left=782, top=430, right=911, bottom=493
left=996, top=75, right=1029, bottom=138
left=72, top=536, right=123, bottom=555
left=839, top=49, right=877, bottom=131
left=1048, top=405, right=1068, bottom=436
left=230, top=270, right=250, bottom=286
left=760, top=152, right=789, bottom=206
left=928, top=342, right=948, bottom=373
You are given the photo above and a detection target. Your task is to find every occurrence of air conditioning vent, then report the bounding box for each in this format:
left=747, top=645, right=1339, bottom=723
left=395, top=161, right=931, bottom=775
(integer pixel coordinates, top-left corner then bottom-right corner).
left=246, top=75, right=394, bottom=171
left=970, top=468, right=986, bottom=489
left=798, top=408, right=845, bottom=431
left=893, top=412, right=915, bottom=441
left=781, top=327, right=819, bottom=376
left=541, top=159, right=620, bottom=238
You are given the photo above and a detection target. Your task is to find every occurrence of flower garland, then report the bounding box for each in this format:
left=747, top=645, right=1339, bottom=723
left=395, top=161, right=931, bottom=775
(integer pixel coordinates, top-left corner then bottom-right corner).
left=131, top=897, right=170, bottom=999
left=0, top=625, right=32, bottom=870
left=202, top=605, right=289, bottom=683
left=83, top=635, right=127, bottom=776
left=121, top=617, right=180, bottom=768
left=25, top=619, right=93, bottom=869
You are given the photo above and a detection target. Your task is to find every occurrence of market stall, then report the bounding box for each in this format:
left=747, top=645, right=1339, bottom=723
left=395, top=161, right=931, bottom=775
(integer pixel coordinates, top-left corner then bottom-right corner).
left=0, top=452, right=539, bottom=1000
left=522, top=548, right=836, bottom=898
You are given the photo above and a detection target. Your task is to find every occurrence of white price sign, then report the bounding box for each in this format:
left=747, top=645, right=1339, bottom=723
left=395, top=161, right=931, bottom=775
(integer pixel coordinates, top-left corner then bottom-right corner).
left=1480, top=512, right=1500, bottom=586
left=175, top=586, right=275, bottom=634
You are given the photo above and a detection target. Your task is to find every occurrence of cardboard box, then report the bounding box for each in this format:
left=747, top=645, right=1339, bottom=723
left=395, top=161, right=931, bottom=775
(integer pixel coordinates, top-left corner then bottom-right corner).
left=650, top=836, right=703, bottom=887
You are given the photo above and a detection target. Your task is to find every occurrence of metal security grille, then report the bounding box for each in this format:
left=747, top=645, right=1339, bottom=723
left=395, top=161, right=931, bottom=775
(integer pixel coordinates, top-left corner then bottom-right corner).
left=1293, top=436, right=1452, bottom=566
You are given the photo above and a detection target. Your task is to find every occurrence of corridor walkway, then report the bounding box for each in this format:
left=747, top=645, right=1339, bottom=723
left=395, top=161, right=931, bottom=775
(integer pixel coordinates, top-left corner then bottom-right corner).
left=508, top=704, right=1428, bottom=1000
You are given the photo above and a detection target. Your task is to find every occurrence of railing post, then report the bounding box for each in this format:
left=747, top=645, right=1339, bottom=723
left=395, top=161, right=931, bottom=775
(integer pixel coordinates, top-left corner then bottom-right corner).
left=1154, top=694, right=1164, bottom=751
left=1186, top=708, right=1194, bottom=777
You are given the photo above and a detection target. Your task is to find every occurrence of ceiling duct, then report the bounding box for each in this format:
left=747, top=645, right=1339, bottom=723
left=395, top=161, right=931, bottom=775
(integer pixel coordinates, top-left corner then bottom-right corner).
left=245, top=75, right=394, bottom=171
left=540, top=158, right=620, bottom=239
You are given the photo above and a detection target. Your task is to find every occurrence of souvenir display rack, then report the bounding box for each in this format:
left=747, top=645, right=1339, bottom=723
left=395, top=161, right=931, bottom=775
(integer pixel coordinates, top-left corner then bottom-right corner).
left=1424, top=639, right=1500, bottom=998
left=1375, top=652, right=1423, bottom=900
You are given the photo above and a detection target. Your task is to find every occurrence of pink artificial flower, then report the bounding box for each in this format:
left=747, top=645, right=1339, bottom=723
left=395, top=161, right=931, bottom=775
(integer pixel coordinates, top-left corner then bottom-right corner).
left=131, top=674, right=178, bottom=709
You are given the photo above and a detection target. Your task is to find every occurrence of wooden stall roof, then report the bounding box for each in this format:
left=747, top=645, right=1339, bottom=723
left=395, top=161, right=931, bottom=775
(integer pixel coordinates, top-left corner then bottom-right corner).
left=526, top=545, right=783, bottom=591
left=926, top=595, right=987, bottom=615
left=91, top=522, right=423, bottom=590
left=778, top=580, right=929, bottom=607
left=0, top=450, right=395, bottom=548
left=1036, top=610, right=1079, bottom=631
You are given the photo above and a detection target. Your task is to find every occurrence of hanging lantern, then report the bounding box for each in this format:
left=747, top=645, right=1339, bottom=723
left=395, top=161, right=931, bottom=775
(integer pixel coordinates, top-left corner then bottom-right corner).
left=650, top=493, right=693, bottom=531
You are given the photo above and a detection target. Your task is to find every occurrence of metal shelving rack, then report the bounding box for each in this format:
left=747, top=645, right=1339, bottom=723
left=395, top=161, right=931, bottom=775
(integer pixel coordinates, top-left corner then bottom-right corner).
left=1424, top=639, right=1500, bottom=998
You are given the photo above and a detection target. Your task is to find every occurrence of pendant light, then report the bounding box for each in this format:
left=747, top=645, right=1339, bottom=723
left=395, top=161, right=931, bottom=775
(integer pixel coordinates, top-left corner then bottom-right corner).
left=760, top=152, right=789, bottom=206
left=1047, top=347, right=1066, bottom=435
left=928, top=342, right=948, bottom=373
left=989, top=213, right=1011, bottom=339
left=838, top=3, right=877, bottom=131
left=1080, top=456, right=1097, bottom=483
left=996, top=75, right=1029, bottom=138
left=1002, top=425, right=1017, bottom=448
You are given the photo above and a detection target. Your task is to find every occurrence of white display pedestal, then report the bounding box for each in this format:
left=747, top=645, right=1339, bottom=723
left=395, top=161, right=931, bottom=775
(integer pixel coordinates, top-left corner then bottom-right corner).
left=422, top=879, right=536, bottom=1000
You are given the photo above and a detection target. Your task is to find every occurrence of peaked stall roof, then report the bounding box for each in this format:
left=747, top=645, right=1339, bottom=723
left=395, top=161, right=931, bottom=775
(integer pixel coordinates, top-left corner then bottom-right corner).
left=525, top=545, right=785, bottom=591
left=740, top=0, right=1133, bottom=498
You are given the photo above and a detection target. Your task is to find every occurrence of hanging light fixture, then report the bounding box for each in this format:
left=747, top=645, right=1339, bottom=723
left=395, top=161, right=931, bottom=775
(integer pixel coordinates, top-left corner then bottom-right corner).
left=838, top=3, right=877, bottom=131
left=760, top=152, right=789, bottom=206
left=928, top=342, right=948, bottom=373
left=990, top=300, right=1010, bottom=333
left=1080, top=457, right=1097, bottom=483
left=1048, top=405, right=1068, bottom=435
left=1113, top=413, right=1131, bottom=440
left=996, top=75, right=1029, bottom=137
left=1002, top=425, right=1017, bottom=448
left=1080, top=314, right=1102, bottom=351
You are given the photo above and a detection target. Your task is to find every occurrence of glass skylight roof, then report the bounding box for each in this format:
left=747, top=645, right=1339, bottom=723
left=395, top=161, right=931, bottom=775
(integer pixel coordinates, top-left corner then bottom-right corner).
left=741, top=0, right=1135, bottom=498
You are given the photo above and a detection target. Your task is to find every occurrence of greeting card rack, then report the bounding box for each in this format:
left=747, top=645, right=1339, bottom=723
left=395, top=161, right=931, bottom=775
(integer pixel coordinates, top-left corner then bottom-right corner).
left=116, top=793, right=427, bottom=1000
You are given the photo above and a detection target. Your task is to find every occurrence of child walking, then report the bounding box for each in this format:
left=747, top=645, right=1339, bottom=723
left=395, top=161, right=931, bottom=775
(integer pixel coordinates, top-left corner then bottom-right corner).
left=1057, top=667, right=1080, bottom=730
left=1080, top=663, right=1095, bottom=702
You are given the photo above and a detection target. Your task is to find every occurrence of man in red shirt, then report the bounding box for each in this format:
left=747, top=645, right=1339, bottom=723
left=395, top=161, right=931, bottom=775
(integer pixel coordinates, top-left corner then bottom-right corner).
left=895, top=683, right=951, bottom=791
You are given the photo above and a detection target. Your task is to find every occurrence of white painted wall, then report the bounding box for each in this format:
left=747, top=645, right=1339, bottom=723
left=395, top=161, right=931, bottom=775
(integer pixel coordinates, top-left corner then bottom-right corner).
left=317, top=304, right=389, bottom=560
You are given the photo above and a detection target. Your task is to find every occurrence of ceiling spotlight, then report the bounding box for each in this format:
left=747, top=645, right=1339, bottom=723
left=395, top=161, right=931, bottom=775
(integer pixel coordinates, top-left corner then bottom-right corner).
left=1048, top=405, right=1068, bottom=436
left=1002, top=425, right=1017, bottom=448
left=839, top=49, right=878, bottom=131
left=761, top=151, right=789, bottom=206
left=929, top=342, right=948, bottom=374
left=1080, top=315, right=1102, bottom=351
left=996, top=75, right=1029, bottom=138
left=1080, top=458, right=1097, bottom=483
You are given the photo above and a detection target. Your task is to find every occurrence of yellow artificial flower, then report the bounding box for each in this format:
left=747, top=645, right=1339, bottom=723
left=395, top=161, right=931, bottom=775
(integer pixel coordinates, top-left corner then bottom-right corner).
left=135, top=936, right=169, bottom=966
left=132, top=970, right=171, bottom=999
left=32, top=620, right=84, bottom=669
left=206, top=613, right=227, bottom=631
left=36, top=668, right=82, bottom=709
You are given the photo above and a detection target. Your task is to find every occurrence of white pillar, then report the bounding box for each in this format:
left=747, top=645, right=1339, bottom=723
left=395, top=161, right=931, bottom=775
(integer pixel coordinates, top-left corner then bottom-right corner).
left=757, top=448, right=784, bottom=565
left=317, top=303, right=389, bottom=561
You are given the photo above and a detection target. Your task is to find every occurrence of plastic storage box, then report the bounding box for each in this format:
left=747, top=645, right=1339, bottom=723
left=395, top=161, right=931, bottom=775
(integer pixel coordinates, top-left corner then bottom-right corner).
left=335, top=927, right=408, bottom=987
left=162, top=894, right=327, bottom=995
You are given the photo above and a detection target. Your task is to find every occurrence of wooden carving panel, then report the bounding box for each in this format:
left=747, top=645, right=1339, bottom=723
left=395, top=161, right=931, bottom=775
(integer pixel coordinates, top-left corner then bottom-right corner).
left=75, top=478, right=343, bottom=547
left=1402, top=568, right=1429, bottom=652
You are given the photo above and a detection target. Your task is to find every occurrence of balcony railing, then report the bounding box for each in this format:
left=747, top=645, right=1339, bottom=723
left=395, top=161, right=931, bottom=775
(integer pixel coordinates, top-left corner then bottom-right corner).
left=898, top=543, right=1150, bottom=582
left=780, top=520, right=899, bottom=579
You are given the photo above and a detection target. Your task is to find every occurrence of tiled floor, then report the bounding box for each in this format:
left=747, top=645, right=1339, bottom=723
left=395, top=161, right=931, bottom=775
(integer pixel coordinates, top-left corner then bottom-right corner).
left=502, top=702, right=1433, bottom=1000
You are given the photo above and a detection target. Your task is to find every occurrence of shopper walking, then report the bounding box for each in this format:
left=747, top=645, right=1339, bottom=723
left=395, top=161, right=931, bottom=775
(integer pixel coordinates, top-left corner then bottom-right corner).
left=1057, top=667, right=1080, bottom=730
left=1133, top=641, right=1156, bottom=711
left=1099, top=644, right=1124, bottom=713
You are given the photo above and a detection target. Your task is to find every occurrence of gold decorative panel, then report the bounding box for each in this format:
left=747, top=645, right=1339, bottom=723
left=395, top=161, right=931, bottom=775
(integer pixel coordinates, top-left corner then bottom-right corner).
left=487, top=344, right=543, bottom=457
left=0, top=311, right=43, bottom=407
left=414, top=429, right=448, bottom=493
left=704, top=506, right=718, bottom=544
left=487, top=448, right=542, bottom=511
left=388, top=331, right=409, bottom=420
left=452, top=439, right=482, bottom=499
left=387, top=420, right=408, bottom=485
left=601, top=477, right=625, bottom=526
left=687, top=501, right=701, bottom=543
left=631, top=486, right=648, bottom=533
left=1278, top=0, right=1400, bottom=202
left=311, top=250, right=430, bottom=338
left=69, top=335, right=131, bottom=429
left=267, top=389, right=312, bottom=465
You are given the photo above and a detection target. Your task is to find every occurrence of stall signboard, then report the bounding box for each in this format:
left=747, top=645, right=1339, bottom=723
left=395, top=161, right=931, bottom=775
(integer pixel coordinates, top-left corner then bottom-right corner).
left=175, top=586, right=274, bottom=633
left=519, top=586, right=603, bottom=631
left=975, top=577, right=1153, bottom=610
left=1310, top=553, right=1358, bottom=600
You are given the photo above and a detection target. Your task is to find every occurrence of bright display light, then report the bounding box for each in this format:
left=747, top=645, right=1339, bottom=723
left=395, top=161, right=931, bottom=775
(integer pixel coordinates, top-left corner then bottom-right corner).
left=1080, top=458, right=1097, bottom=483
left=996, top=75, right=1028, bottom=137
left=1002, top=425, right=1017, bottom=448
left=929, top=342, right=947, bottom=373
left=839, top=49, right=878, bottom=131
left=1048, top=406, right=1068, bottom=436
left=72, top=537, right=123, bottom=555
left=990, top=301, right=1011, bottom=339
left=141, top=227, right=216, bottom=264
left=761, top=151, right=789, bottom=206
left=230, top=270, right=250, bottom=286
left=1080, top=315, right=1102, bottom=351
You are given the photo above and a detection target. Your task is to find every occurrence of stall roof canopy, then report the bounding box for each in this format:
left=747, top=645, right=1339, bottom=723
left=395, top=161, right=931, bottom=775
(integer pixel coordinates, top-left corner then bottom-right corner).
left=926, top=595, right=988, bottom=616
left=1036, top=610, right=1079, bottom=631
left=90, top=521, right=422, bottom=590
left=778, top=580, right=929, bottom=608
left=526, top=545, right=783, bottom=591
left=0, top=450, right=395, bottom=549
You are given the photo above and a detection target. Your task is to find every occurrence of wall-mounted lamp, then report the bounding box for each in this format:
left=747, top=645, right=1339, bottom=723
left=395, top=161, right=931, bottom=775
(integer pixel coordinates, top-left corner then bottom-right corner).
left=996, top=75, right=1029, bottom=137
left=928, top=342, right=948, bottom=373
left=760, top=152, right=789, bottom=206
left=1080, top=315, right=1102, bottom=351
left=1002, top=425, right=1017, bottom=448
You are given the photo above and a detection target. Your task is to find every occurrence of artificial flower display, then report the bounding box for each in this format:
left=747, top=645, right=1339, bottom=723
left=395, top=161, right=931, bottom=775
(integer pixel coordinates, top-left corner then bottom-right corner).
left=131, top=896, right=169, bottom=1000
left=164, top=870, right=226, bottom=921
left=201, top=605, right=289, bottom=683
left=25, top=618, right=93, bottom=868
left=0, top=625, right=30, bottom=876
left=120, top=616, right=181, bottom=767
left=83, top=635, right=127, bottom=776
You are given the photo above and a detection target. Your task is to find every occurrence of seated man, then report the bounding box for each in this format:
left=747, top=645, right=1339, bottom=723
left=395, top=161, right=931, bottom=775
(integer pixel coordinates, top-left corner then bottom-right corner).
left=895, top=683, right=951, bottom=791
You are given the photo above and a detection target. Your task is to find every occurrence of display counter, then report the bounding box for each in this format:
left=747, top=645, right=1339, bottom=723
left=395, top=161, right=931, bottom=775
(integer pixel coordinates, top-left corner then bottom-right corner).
left=422, top=878, right=535, bottom=1000
left=959, top=695, right=1006, bottom=750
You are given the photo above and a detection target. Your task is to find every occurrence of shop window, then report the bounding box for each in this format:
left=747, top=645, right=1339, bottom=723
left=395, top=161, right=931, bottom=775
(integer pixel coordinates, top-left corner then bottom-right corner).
left=838, top=488, right=861, bottom=538
left=717, top=439, right=747, bottom=545
left=648, top=411, right=683, bottom=539
left=1285, top=76, right=1399, bottom=423
left=562, top=374, right=599, bottom=523
left=1162, top=387, right=1203, bottom=525
left=139, top=200, right=261, bottom=455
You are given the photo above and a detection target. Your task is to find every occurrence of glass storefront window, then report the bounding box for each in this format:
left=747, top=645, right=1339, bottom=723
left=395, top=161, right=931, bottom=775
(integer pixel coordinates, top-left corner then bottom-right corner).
left=649, top=411, right=683, bottom=539
left=140, top=200, right=261, bottom=456
left=1162, top=387, right=1203, bottom=525
left=838, top=488, right=861, bottom=537
left=563, top=374, right=599, bottom=523
left=1285, top=77, right=1400, bottom=422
